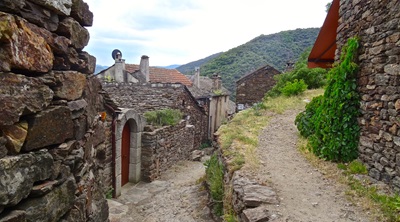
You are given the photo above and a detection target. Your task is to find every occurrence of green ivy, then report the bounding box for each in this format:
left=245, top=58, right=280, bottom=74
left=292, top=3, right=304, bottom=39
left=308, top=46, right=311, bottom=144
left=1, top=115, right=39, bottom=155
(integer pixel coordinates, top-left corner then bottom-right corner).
left=295, top=37, right=360, bottom=162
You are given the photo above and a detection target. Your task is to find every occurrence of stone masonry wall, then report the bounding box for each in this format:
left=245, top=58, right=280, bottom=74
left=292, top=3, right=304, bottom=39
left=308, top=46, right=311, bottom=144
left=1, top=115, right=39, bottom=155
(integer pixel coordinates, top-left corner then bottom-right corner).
left=103, top=82, right=208, bottom=150
left=0, top=1, right=109, bottom=221
left=141, top=120, right=195, bottom=181
left=337, top=0, right=400, bottom=191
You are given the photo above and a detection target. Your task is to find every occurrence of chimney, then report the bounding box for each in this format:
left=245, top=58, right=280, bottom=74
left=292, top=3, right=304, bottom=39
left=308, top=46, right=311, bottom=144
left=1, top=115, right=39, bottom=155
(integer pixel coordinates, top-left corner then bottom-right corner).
left=211, top=73, right=221, bottom=91
left=114, top=52, right=125, bottom=83
left=140, top=55, right=150, bottom=82
left=194, top=67, right=200, bottom=88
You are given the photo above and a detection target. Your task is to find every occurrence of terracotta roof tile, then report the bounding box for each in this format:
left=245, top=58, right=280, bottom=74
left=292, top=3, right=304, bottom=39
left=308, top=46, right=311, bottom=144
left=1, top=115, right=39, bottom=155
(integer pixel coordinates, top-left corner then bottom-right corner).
left=125, top=64, right=192, bottom=86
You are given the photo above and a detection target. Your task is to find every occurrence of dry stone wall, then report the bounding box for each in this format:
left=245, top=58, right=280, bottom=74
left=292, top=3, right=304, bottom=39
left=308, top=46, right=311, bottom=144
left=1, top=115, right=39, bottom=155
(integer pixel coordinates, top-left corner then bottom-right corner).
left=336, top=0, right=400, bottom=191
left=0, top=1, right=109, bottom=221
left=141, top=121, right=195, bottom=181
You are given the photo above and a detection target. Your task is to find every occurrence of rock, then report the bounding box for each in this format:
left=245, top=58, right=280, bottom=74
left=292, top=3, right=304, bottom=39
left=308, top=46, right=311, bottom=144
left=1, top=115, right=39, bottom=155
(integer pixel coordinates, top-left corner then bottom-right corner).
left=20, top=1, right=59, bottom=32
left=29, top=180, right=59, bottom=197
left=0, top=150, right=53, bottom=207
left=16, top=176, right=77, bottom=222
left=75, top=51, right=96, bottom=74
left=192, top=150, right=204, bottom=161
left=384, top=64, right=400, bottom=75
left=71, top=0, right=93, bottom=26
left=0, top=137, right=8, bottom=158
left=59, top=196, right=86, bottom=222
left=241, top=206, right=271, bottom=222
left=0, top=72, right=53, bottom=126
left=67, top=99, right=88, bottom=111
left=49, top=140, right=76, bottom=161
left=53, top=71, right=87, bottom=101
left=56, top=17, right=89, bottom=50
left=2, top=120, right=28, bottom=154
left=35, top=0, right=72, bottom=16
left=203, top=147, right=214, bottom=155
left=23, top=106, right=74, bottom=151
left=0, top=12, right=54, bottom=73
left=26, top=22, right=71, bottom=56
left=243, top=185, right=279, bottom=207
left=0, top=0, right=25, bottom=14
left=0, top=210, right=27, bottom=222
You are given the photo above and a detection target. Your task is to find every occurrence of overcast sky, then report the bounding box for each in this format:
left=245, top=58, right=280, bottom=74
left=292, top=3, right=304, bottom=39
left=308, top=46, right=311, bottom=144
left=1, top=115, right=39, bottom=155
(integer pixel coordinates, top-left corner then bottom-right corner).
left=84, top=0, right=331, bottom=67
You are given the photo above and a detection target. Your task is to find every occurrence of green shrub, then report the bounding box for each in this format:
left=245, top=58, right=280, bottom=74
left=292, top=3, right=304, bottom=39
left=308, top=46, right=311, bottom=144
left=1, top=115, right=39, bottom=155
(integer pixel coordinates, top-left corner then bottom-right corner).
left=204, top=154, right=224, bottom=216
left=144, top=109, right=183, bottom=126
left=280, top=79, right=308, bottom=96
left=295, top=95, right=323, bottom=138
left=295, top=37, right=360, bottom=162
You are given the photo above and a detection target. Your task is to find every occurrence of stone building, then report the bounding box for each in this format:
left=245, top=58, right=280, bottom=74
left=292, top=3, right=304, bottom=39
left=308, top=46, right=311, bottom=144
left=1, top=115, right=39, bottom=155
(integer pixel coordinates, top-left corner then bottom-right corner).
left=97, top=54, right=208, bottom=195
left=0, top=1, right=109, bottom=221
left=187, top=68, right=234, bottom=139
left=236, top=65, right=281, bottom=111
left=309, top=0, right=400, bottom=191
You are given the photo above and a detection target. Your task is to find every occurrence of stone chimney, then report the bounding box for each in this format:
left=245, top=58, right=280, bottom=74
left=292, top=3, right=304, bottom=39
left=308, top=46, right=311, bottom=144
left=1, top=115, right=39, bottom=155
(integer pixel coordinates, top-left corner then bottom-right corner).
left=140, top=55, right=150, bottom=82
left=211, top=73, right=222, bottom=91
left=114, top=52, right=125, bottom=83
left=193, top=67, right=200, bottom=88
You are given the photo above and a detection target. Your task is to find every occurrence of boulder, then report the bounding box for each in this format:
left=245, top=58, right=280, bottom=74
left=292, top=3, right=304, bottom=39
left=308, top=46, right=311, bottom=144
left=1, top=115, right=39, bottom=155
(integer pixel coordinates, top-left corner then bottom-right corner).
left=0, top=150, right=54, bottom=207
left=34, top=0, right=72, bottom=16
left=0, top=210, right=27, bottom=222
left=16, top=176, right=77, bottom=222
left=0, top=72, right=53, bottom=126
left=56, top=17, right=89, bottom=50
left=53, top=71, right=87, bottom=101
left=241, top=206, right=271, bottom=222
left=243, top=185, right=279, bottom=207
left=23, top=106, right=74, bottom=151
left=0, top=12, right=53, bottom=73
left=71, top=0, right=93, bottom=26
left=2, top=120, right=28, bottom=154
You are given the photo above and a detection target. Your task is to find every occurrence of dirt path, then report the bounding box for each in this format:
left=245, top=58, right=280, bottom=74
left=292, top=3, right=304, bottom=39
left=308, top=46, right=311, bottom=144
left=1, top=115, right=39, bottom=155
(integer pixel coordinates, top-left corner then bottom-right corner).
left=254, top=109, right=370, bottom=222
left=108, top=160, right=212, bottom=222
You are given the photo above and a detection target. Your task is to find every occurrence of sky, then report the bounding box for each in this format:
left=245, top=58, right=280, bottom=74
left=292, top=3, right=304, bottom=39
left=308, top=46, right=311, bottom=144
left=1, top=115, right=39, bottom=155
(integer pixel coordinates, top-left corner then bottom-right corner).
left=84, top=0, right=331, bottom=67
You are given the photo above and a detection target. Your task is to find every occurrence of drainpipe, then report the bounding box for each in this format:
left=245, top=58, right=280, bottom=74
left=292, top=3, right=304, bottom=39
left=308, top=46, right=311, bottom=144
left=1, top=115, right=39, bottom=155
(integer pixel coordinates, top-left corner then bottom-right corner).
left=104, top=103, right=118, bottom=198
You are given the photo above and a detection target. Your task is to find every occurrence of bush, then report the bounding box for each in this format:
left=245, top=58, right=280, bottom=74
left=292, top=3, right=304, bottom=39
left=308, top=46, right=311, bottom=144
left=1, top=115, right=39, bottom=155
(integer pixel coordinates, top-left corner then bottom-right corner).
left=295, top=95, right=323, bottom=137
left=204, top=154, right=224, bottom=216
left=144, top=109, right=183, bottom=126
left=280, top=79, right=308, bottom=96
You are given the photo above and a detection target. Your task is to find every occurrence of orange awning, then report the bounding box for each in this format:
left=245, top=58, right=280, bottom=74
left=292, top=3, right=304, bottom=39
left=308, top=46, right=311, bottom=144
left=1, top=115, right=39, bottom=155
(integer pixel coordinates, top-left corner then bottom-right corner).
left=308, top=0, right=339, bottom=68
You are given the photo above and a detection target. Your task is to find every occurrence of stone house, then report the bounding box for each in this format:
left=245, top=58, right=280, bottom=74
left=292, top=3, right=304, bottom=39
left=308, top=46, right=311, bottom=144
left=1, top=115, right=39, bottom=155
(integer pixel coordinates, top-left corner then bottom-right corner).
left=0, top=1, right=109, bottom=221
left=97, top=54, right=208, bottom=196
left=187, top=68, right=235, bottom=139
left=236, top=65, right=281, bottom=111
left=308, top=0, right=400, bottom=191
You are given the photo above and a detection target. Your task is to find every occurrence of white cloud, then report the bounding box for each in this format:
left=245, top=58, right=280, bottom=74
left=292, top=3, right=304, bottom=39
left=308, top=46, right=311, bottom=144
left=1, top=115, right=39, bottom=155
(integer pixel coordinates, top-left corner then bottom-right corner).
left=84, top=0, right=331, bottom=67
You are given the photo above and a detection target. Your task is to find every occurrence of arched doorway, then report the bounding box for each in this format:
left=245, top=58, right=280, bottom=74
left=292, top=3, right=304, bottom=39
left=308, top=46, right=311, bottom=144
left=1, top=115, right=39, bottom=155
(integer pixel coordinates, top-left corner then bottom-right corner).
left=114, top=109, right=145, bottom=197
left=121, top=122, right=130, bottom=186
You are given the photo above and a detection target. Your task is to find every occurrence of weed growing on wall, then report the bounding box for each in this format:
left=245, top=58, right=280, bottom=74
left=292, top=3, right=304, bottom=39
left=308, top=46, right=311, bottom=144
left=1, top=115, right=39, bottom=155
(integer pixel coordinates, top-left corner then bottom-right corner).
left=144, top=109, right=183, bottom=126
left=204, top=154, right=224, bottom=216
left=295, top=37, right=360, bottom=162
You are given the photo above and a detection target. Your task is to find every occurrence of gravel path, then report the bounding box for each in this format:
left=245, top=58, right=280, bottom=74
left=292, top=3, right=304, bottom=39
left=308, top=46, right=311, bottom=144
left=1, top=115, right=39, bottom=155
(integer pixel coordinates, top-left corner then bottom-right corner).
left=254, top=109, right=370, bottom=222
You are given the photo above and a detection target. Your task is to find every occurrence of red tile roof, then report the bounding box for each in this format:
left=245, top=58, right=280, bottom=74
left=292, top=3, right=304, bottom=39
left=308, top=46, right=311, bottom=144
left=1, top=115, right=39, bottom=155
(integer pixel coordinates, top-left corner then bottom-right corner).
left=125, top=64, right=192, bottom=86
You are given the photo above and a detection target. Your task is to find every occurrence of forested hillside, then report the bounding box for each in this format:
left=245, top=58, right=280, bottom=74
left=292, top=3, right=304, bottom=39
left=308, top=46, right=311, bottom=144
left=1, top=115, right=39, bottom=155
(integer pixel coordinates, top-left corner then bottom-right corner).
left=179, top=28, right=320, bottom=97
left=176, top=52, right=223, bottom=75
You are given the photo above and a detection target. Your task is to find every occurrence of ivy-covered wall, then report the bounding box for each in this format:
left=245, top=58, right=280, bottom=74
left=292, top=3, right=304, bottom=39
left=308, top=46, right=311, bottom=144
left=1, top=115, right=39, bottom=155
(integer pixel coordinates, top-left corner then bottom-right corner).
left=337, top=0, right=400, bottom=191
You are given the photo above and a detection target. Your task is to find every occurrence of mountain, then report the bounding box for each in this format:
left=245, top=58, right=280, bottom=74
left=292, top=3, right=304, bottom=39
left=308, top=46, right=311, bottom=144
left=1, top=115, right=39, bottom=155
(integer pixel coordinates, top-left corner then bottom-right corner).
left=176, top=52, right=223, bottom=75
left=158, top=64, right=181, bottom=69
left=178, top=28, right=320, bottom=98
left=95, top=64, right=109, bottom=74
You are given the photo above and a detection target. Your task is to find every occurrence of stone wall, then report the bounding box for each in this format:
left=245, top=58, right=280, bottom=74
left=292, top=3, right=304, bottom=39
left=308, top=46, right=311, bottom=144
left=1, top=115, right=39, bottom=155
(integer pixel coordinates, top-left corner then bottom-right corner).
left=103, top=82, right=208, bottom=150
left=236, top=65, right=281, bottom=109
left=336, top=0, right=400, bottom=191
left=141, top=121, right=195, bottom=181
left=0, top=1, right=109, bottom=221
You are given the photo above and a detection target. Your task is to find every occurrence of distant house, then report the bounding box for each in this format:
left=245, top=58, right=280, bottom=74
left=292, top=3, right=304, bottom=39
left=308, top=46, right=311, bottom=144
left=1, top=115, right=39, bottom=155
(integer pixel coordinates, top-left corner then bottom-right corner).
left=236, top=65, right=281, bottom=111
left=187, top=68, right=235, bottom=139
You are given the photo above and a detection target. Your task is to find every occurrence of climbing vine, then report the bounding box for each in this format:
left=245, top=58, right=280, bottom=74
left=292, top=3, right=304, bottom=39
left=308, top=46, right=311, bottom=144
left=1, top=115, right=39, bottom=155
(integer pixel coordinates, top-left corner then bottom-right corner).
left=295, top=37, right=360, bottom=162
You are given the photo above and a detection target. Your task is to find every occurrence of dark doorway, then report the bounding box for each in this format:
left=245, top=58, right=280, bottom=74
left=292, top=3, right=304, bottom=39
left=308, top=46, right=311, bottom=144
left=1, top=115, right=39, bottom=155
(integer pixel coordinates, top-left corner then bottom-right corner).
left=121, top=123, right=130, bottom=186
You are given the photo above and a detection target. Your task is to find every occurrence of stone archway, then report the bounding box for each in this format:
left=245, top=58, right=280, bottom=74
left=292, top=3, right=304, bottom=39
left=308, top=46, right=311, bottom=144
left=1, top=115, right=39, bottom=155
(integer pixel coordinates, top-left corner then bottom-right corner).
left=114, top=109, right=145, bottom=197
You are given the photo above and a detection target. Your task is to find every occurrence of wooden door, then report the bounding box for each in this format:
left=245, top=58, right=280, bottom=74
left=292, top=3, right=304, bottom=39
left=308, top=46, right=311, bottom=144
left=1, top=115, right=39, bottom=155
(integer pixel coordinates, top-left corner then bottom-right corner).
left=121, top=123, right=130, bottom=186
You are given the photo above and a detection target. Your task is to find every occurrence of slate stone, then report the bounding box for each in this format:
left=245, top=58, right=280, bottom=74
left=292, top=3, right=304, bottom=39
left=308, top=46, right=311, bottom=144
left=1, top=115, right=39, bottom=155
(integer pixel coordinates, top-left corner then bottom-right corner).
left=241, top=206, right=271, bottom=222
left=16, top=176, right=77, bottom=222
left=23, top=106, right=74, bottom=151
left=0, top=210, right=27, bottom=222
left=53, top=71, right=87, bottom=101
left=20, top=1, right=59, bottom=32
left=71, top=0, right=93, bottom=26
left=29, top=180, right=59, bottom=197
left=0, top=72, right=53, bottom=126
left=2, top=121, right=28, bottom=154
left=0, top=12, right=54, bottom=73
left=0, top=0, right=26, bottom=14
left=56, top=17, right=89, bottom=50
left=35, top=0, right=72, bottom=16
left=75, top=51, right=96, bottom=74
left=243, top=185, right=279, bottom=207
left=0, top=137, right=8, bottom=158
left=0, top=150, right=53, bottom=207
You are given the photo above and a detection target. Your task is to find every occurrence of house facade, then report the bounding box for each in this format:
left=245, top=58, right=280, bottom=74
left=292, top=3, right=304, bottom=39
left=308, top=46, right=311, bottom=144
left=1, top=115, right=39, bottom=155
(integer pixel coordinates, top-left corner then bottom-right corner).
left=309, top=0, right=400, bottom=191
left=236, top=65, right=281, bottom=111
